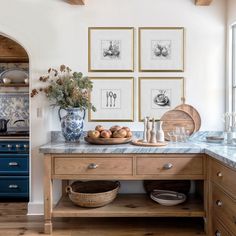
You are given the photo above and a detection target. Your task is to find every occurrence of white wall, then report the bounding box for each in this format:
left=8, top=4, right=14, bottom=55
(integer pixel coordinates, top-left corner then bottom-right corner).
left=0, top=0, right=226, bottom=214
left=226, top=0, right=236, bottom=111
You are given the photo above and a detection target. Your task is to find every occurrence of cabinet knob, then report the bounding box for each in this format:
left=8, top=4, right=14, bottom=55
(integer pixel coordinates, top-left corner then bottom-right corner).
left=23, top=144, right=29, bottom=149
left=8, top=184, right=19, bottom=189
left=215, top=230, right=221, bottom=236
left=7, top=144, right=12, bottom=148
left=216, top=200, right=223, bottom=207
left=163, top=163, right=173, bottom=170
left=15, top=144, right=20, bottom=148
left=8, top=162, right=19, bottom=166
left=217, top=172, right=223, bottom=178
left=88, top=163, right=98, bottom=169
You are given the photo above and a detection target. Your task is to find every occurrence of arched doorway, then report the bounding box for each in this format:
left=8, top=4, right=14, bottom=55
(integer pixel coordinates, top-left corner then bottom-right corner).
left=0, top=34, right=30, bottom=213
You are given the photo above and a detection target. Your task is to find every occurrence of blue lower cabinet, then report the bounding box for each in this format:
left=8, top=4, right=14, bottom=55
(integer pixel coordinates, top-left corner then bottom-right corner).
left=0, top=176, right=29, bottom=199
left=0, top=156, right=28, bottom=175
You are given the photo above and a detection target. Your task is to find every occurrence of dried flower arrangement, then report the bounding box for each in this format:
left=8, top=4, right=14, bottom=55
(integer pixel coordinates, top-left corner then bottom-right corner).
left=31, top=65, right=96, bottom=111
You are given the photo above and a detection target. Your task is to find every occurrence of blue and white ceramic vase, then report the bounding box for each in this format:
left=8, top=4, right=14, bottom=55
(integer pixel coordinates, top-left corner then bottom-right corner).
left=58, top=108, right=85, bottom=142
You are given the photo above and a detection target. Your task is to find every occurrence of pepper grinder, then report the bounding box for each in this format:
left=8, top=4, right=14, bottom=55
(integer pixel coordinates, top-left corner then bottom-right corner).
left=142, top=117, right=148, bottom=143
left=156, top=120, right=165, bottom=142
left=150, top=118, right=157, bottom=143
left=146, top=116, right=151, bottom=143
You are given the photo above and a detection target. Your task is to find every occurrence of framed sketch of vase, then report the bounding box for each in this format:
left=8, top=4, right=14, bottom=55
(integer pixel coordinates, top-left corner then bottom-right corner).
left=89, top=77, right=134, bottom=121
left=139, top=27, right=185, bottom=72
left=88, top=27, right=134, bottom=72
left=139, top=77, right=185, bottom=121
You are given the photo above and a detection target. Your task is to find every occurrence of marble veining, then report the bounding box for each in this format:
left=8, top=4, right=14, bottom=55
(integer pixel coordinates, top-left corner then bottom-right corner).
left=40, top=131, right=236, bottom=170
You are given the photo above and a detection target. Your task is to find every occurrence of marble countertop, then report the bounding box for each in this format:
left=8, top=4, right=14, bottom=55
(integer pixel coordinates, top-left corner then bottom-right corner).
left=39, top=131, right=236, bottom=169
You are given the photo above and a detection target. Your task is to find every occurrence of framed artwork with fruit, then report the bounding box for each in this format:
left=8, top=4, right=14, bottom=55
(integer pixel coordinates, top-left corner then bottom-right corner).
left=139, top=27, right=185, bottom=72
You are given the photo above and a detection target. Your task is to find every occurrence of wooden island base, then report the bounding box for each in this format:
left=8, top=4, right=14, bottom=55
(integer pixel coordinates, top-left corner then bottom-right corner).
left=43, top=153, right=207, bottom=234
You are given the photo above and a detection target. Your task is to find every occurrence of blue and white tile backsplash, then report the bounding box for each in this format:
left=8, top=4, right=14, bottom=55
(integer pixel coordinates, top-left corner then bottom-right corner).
left=0, top=93, right=29, bottom=129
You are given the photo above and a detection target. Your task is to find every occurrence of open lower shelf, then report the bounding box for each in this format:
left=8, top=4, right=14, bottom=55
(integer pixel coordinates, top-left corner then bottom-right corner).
left=53, top=194, right=205, bottom=218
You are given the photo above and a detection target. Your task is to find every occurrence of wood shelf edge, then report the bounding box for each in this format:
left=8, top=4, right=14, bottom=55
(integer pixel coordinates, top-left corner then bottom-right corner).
left=66, top=0, right=85, bottom=5
left=195, top=0, right=213, bottom=6
left=53, top=194, right=205, bottom=218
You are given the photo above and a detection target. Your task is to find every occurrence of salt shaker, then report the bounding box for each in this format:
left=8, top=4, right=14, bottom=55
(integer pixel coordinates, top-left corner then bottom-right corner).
left=150, top=118, right=157, bottom=143
left=156, top=120, right=165, bottom=142
left=146, top=116, right=151, bottom=143
left=143, top=117, right=148, bottom=143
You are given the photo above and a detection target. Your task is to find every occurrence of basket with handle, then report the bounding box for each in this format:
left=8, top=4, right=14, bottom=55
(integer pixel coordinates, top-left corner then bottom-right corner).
left=66, top=180, right=120, bottom=208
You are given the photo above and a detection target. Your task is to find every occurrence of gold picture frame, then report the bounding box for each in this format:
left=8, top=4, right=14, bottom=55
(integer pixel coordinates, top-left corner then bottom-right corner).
left=139, top=77, right=185, bottom=121
left=88, top=27, right=135, bottom=72
left=139, top=27, right=185, bottom=72
left=89, top=77, right=134, bottom=122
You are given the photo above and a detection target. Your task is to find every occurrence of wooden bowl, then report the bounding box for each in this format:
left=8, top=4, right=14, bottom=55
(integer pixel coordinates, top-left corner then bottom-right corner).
left=84, top=136, right=132, bottom=145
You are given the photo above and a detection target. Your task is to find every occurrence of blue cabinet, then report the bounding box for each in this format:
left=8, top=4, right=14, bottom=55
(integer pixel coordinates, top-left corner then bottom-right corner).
left=0, top=154, right=29, bottom=200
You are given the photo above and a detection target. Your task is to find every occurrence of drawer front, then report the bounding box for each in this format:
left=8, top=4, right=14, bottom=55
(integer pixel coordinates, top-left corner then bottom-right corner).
left=0, top=156, right=28, bottom=175
left=136, top=155, right=203, bottom=176
left=54, top=157, right=133, bottom=176
left=212, top=184, right=236, bottom=234
left=213, top=218, right=231, bottom=236
left=211, top=160, right=236, bottom=197
left=0, top=176, right=29, bottom=198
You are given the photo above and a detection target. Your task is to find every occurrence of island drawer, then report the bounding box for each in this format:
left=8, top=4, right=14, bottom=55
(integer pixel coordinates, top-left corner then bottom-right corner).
left=213, top=217, right=231, bottom=236
left=136, top=155, right=204, bottom=177
left=212, top=183, right=236, bottom=234
left=53, top=156, right=133, bottom=176
left=210, top=159, right=236, bottom=197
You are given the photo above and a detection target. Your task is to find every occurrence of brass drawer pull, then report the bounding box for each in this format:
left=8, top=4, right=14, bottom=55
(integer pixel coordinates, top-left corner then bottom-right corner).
left=88, top=163, right=98, bottom=169
left=8, top=184, right=19, bottom=189
left=163, top=163, right=173, bottom=170
left=216, top=200, right=223, bottom=207
left=8, top=162, right=19, bottom=166
left=215, top=230, right=221, bottom=236
left=217, top=172, right=223, bottom=177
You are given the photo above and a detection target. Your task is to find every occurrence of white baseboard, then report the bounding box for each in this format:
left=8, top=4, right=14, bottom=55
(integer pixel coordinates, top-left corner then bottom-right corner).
left=27, top=202, right=44, bottom=215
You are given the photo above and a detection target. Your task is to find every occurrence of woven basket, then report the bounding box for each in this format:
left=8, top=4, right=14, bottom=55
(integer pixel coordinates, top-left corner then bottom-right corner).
left=66, top=180, right=120, bottom=208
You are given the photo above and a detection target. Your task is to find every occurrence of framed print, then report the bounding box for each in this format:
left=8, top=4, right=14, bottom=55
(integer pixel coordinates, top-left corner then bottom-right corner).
left=88, top=27, right=134, bottom=72
left=139, top=27, right=184, bottom=72
left=89, top=77, right=134, bottom=121
left=139, top=77, right=185, bottom=121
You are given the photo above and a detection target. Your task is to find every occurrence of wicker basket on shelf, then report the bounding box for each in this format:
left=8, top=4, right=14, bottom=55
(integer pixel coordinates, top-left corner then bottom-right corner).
left=66, top=180, right=120, bottom=208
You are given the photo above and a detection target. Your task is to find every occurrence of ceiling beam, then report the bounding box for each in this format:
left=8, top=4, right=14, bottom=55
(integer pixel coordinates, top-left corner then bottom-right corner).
left=66, top=0, right=85, bottom=5
left=195, top=0, right=213, bottom=6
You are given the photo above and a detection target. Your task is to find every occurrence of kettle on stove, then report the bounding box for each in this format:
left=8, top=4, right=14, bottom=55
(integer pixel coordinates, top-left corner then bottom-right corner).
left=0, top=119, right=10, bottom=132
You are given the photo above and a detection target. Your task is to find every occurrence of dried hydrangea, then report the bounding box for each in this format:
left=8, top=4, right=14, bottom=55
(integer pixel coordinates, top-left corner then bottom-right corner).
left=31, top=65, right=96, bottom=112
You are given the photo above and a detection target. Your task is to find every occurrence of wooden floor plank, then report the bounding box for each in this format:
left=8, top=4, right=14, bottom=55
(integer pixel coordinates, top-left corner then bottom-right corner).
left=0, top=217, right=206, bottom=236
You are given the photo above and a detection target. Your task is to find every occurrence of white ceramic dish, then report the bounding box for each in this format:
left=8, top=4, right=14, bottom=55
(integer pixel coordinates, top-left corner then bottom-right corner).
left=205, top=136, right=224, bottom=144
left=0, top=68, right=28, bottom=84
left=2, top=78, right=11, bottom=84
left=150, top=190, right=186, bottom=206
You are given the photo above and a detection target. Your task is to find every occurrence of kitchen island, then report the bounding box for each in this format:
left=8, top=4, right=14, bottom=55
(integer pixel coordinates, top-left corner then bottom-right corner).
left=39, top=132, right=236, bottom=235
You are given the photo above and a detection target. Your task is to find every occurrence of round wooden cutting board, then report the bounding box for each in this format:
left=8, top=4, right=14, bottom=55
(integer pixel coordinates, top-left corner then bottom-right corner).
left=175, top=104, right=201, bottom=132
left=160, top=110, right=195, bottom=141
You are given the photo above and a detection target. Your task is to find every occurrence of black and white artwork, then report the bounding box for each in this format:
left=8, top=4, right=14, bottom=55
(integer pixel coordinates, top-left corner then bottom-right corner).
left=139, top=28, right=184, bottom=72
left=101, top=40, right=121, bottom=60
left=101, top=89, right=121, bottom=109
left=89, top=27, right=134, bottom=72
left=139, top=77, right=184, bottom=121
left=89, top=77, right=134, bottom=121
left=152, top=89, right=171, bottom=109
left=151, top=40, right=171, bottom=60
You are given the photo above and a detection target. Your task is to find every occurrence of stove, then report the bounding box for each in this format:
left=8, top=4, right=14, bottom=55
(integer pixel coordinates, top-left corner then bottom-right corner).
left=0, top=131, right=29, bottom=137
left=0, top=137, right=29, bottom=201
